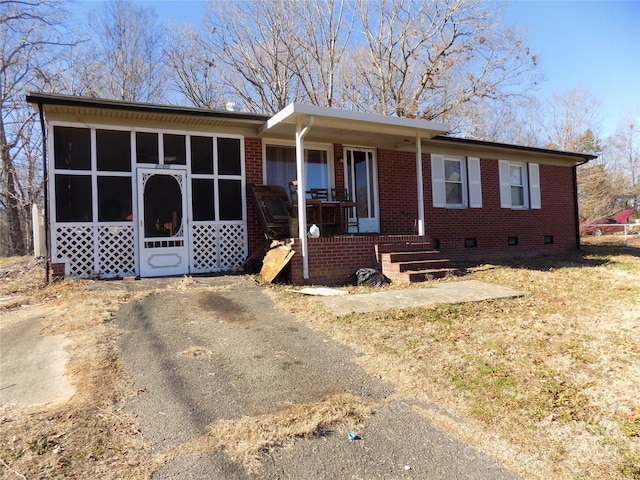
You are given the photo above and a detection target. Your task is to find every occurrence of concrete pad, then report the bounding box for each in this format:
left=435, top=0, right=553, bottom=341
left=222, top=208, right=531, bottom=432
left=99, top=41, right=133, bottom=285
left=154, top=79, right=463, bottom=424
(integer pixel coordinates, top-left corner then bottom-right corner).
left=0, top=308, right=73, bottom=408
left=317, top=280, right=526, bottom=316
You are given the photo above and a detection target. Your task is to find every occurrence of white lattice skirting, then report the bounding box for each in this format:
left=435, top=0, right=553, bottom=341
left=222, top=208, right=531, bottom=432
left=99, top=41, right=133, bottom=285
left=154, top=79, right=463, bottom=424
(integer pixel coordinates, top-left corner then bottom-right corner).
left=54, top=222, right=246, bottom=278
left=53, top=224, right=136, bottom=278
left=190, top=223, right=246, bottom=273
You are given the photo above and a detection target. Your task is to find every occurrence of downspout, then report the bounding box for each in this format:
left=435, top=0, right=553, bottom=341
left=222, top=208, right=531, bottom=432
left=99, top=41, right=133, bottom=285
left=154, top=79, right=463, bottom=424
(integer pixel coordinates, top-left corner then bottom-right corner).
left=573, top=157, right=591, bottom=250
left=296, top=115, right=315, bottom=280
left=416, top=134, right=425, bottom=236
left=37, top=103, right=50, bottom=284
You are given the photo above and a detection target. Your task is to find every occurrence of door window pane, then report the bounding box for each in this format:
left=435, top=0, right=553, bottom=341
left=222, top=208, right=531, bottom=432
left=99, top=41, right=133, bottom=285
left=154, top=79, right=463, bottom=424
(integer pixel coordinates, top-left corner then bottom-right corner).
left=218, top=179, right=242, bottom=220
left=192, top=179, right=215, bottom=221
left=164, top=134, right=186, bottom=165
left=55, top=174, right=92, bottom=221
left=54, top=126, right=91, bottom=170
left=191, top=136, right=213, bottom=174
left=143, top=175, right=183, bottom=237
left=97, top=130, right=131, bottom=172
left=136, top=132, right=158, bottom=164
left=98, top=176, right=132, bottom=221
left=218, top=137, right=241, bottom=175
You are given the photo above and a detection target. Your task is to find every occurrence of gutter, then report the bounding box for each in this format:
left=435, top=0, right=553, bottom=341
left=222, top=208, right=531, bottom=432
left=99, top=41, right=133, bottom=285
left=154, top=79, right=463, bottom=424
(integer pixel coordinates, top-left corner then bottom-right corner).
left=573, top=157, right=593, bottom=250
left=37, top=102, right=50, bottom=284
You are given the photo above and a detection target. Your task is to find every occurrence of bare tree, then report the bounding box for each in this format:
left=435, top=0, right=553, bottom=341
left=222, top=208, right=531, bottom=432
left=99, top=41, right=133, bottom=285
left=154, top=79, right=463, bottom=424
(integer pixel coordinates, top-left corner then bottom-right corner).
left=605, top=107, right=640, bottom=213
left=166, top=27, right=225, bottom=109
left=78, top=0, right=166, bottom=102
left=348, top=0, right=540, bottom=129
left=1, top=0, right=69, bottom=255
left=202, top=0, right=301, bottom=113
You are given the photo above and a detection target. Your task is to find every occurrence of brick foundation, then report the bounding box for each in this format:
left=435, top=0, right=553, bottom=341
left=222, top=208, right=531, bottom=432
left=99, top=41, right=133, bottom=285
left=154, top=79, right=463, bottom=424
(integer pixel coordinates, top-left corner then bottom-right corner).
left=51, top=262, right=66, bottom=281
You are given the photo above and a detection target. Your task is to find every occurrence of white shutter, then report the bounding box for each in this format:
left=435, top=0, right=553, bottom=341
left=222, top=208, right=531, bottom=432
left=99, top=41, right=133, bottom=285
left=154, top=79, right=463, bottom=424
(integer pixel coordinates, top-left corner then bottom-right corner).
left=529, top=163, right=541, bottom=209
left=499, top=160, right=512, bottom=208
left=431, top=154, right=446, bottom=208
left=467, top=157, right=482, bottom=208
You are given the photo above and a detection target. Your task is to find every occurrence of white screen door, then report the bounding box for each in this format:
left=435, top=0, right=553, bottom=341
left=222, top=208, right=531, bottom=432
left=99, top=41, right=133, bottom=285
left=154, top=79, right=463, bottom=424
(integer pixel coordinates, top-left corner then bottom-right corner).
left=137, top=168, right=189, bottom=277
left=344, top=148, right=379, bottom=233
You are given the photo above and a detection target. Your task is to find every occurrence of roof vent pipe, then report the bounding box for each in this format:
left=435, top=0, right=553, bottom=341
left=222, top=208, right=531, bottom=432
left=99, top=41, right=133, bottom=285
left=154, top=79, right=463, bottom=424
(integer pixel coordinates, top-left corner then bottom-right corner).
left=225, top=101, right=242, bottom=112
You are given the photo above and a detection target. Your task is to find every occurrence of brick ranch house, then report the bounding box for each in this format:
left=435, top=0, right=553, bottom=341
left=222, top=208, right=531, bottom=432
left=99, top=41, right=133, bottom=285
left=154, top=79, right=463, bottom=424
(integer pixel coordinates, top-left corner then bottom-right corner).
left=27, top=93, right=596, bottom=285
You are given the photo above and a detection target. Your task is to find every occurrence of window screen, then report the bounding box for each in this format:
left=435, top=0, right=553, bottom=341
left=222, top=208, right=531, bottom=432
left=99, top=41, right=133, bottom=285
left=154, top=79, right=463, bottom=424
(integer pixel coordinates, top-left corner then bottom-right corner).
left=54, top=126, right=91, bottom=170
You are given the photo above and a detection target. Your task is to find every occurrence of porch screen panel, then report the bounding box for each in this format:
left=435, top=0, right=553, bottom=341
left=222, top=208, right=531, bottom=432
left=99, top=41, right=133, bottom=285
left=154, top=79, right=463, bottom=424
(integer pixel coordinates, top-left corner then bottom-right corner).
left=136, top=132, right=159, bottom=164
left=54, top=174, right=92, bottom=222
left=97, top=130, right=131, bottom=172
left=97, top=176, right=132, bottom=221
left=218, top=138, right=241, bottom=175
left=54, top=126, right=91, bottom=170
left=191, top=136, right=214, bottom=174
left=192, top=179, right=215, bottom=221
left=164, top=134, right=186, bottom=165
left=218, top=179, right=242, bottom=220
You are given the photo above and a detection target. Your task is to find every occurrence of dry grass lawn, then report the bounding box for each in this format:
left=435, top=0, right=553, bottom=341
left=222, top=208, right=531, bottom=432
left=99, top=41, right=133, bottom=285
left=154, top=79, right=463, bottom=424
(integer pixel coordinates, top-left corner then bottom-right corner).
left=268, top=237, right=640, bottom=479
left=1, top=236, right=639, bottom=479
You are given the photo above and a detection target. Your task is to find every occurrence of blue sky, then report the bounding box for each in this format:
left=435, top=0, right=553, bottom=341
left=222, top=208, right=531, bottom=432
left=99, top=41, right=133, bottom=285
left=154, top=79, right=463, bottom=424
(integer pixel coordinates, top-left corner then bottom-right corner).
left=77, top=0, right=639, bottom=138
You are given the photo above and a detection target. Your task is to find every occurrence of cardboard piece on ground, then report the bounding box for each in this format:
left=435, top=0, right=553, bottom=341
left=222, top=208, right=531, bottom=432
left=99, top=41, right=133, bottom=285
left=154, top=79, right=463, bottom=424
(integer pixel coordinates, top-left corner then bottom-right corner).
left=295, top=287, right=348, bottom=296
left=260, top=244, right=295, bottom=283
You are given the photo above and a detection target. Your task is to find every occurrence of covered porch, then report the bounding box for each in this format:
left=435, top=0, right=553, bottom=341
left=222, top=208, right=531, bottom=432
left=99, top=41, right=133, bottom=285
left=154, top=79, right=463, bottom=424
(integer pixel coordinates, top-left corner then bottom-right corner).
left=258, top=103, right=450, bottom=282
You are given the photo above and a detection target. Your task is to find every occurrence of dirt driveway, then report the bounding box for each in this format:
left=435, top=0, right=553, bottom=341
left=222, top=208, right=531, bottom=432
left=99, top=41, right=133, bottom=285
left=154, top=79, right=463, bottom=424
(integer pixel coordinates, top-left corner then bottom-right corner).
left=111, top=276, right=521, bottom=479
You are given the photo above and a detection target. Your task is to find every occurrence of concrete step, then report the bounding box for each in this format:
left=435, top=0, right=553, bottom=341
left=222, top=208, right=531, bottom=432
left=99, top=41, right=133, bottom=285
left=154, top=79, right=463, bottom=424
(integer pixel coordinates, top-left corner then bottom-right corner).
left=382, top=250, right=442, bottom=263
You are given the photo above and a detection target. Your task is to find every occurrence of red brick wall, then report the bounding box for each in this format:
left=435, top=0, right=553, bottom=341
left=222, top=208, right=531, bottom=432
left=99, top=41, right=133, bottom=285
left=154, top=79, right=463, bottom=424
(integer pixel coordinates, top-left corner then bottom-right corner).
left=289, top=235, right=426, bottom=285
left=421, top=156, right=578, bottom=262
left=378, top=149, right=420, bottom=235
left=244, top=137, right=265, bottom=254
left=244, top=141, right=580, bottom=284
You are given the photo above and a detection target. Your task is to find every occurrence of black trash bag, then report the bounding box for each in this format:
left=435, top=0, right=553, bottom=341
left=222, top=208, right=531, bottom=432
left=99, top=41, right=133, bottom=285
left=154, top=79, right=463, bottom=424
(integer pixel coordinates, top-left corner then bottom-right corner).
left=355, top=268, right=390, bottom=287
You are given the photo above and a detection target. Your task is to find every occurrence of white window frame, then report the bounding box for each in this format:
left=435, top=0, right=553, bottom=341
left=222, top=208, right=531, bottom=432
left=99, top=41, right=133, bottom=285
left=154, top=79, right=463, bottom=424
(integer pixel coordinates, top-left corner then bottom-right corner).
left=431, top=154, right=482, bottom=209
left=499, top=160, right=541, bottom=210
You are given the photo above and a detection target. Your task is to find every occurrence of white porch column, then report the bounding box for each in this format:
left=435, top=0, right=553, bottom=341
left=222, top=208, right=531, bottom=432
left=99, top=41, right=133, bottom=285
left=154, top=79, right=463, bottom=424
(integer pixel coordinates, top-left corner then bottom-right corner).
left=416, top=135, right=425, bottom=236
left=296, top=116, right=314, bottom=279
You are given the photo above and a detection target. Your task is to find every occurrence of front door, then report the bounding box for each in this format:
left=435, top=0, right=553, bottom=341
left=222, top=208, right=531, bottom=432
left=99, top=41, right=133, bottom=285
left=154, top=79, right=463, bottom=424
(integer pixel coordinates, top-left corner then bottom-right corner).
left=344, top=147, right=379, bottom=233
left=137, top=168, right=189, bottom=277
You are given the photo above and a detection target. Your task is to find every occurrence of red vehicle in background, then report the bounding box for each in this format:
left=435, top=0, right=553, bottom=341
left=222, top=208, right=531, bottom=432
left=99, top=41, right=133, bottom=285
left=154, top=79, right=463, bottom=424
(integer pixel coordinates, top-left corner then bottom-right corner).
left=580, top=209, right=636, bottom=236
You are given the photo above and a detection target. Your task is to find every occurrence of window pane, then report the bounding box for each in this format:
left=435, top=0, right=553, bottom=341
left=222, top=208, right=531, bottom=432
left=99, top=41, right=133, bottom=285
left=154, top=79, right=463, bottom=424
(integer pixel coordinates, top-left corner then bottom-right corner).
left=446, top=183, right=463, bottom=204
left=218, top=137, right=241, bottom=175
left=510, top=165, right=523, bottom=185
left=55, top=174, right=92, bottom=222
left=266, top=145, right=296, bottom=188
left=265, top=145, right=328, bottom=190
left=97, top=176, right=132, bottom=221
left=445, top=160, right=461, bottom=181
left=192, top=179, right=215, bottom=221
left=511, top=185, right=524, bottom=206
left=54, top=126, right=91, bottom=170
left=136, top=132, right=158, bottom=164
left=191, top=136, right=213, bottom=174
left=306, top=150, right=328, bottom=189
left=218, top=179, right=242, bottom=220
left=164, top=134, right=186, bottom=165
left=97, top=130, right=131, bottom=172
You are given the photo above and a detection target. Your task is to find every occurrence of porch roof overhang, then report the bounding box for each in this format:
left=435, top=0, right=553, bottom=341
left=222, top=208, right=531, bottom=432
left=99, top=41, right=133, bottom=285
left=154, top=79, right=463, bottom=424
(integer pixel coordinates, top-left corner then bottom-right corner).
left=259, top=103, right=451, bottom=148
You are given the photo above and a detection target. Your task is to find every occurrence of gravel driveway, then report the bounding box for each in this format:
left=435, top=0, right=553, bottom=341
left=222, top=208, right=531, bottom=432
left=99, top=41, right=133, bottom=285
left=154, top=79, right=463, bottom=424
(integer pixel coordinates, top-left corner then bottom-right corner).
left=114, top=276, right=521, bottom=479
